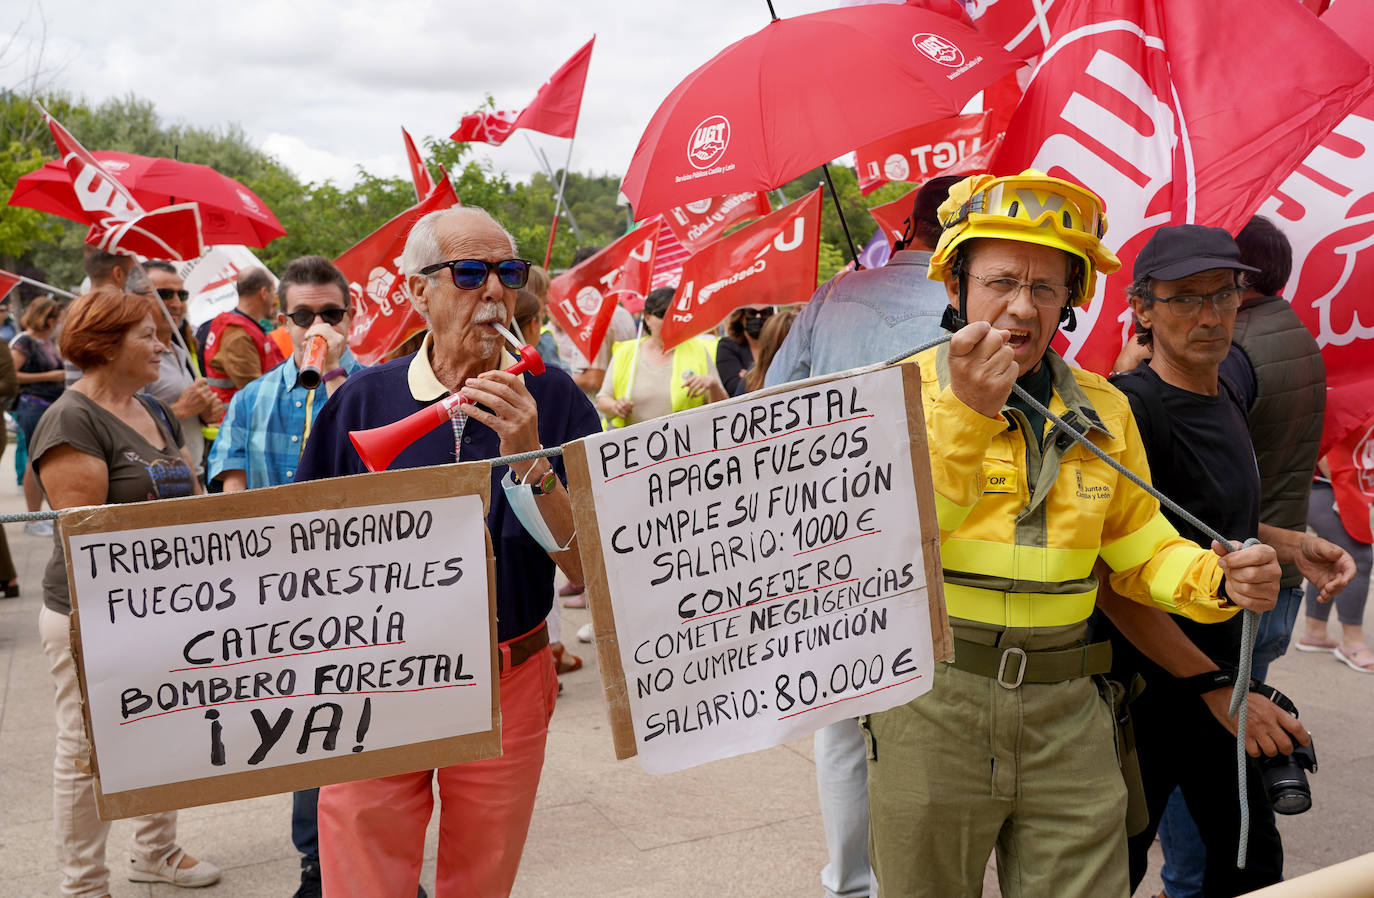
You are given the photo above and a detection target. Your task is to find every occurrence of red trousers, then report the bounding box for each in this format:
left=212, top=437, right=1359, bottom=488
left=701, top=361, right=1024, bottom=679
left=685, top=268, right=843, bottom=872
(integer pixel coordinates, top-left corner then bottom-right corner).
left=319, top=643, right=558, bottom=898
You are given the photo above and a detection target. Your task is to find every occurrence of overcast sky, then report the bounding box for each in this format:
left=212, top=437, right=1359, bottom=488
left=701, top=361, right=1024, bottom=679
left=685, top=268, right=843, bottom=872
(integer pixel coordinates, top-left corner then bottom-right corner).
left=4, top=0, right=872, bottom=188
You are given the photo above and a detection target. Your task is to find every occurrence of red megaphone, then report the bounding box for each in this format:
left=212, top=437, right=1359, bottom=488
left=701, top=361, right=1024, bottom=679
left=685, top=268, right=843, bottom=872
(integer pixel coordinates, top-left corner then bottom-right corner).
left=348, top=345, right=546, bottom=472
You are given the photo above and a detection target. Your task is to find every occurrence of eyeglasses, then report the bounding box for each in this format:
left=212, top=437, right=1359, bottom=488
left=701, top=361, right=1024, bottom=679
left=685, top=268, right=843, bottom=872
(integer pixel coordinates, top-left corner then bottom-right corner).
left=968, top=272, right=1072, bottom=309
left=156, top=288, right=189, bottom=303
left=285, top=307, right=349, bottom=327
left=742, top=308, right=775, bottom=320
left=1147, top=286, right=1242, bottom=318
left=419, top=258, right=532, bottom=290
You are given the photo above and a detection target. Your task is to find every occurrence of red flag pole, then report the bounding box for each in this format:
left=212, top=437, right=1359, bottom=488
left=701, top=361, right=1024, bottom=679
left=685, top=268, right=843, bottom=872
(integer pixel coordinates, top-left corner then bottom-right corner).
left=11, top=274, right=76, bottom=299
left=542, top=136, right=577, bottom=269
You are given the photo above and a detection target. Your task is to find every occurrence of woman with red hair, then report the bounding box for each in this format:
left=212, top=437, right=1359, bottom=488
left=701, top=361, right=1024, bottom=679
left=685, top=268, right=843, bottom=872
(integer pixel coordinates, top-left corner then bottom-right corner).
left=30, top=289, right=220, bottom=895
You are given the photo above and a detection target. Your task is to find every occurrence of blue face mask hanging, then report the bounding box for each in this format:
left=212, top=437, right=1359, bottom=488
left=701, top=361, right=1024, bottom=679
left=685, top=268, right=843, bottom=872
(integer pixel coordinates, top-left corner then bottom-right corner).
left=501, top=470, right=573, bottom=554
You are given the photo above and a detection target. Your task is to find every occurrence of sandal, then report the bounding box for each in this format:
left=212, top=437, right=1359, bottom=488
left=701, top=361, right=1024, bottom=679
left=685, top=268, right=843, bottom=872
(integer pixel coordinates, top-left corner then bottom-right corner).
left=551, top=642, right=583, bottom=675
left=1334, top=643, right=1374, bottom=673
left=1294, top=637, right=1339, bottom=653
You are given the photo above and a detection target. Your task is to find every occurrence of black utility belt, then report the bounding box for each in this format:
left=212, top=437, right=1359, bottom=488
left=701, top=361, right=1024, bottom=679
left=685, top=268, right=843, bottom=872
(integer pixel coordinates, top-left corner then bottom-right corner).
left=949, top=637, right=1112, bottom=688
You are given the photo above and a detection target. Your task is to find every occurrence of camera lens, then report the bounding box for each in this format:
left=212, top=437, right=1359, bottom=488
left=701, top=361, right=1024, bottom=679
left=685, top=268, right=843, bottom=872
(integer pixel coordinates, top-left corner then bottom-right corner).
left=1265, top=777, right=1312, bottom=815
left=1258, top=738, right=1317, bottom=816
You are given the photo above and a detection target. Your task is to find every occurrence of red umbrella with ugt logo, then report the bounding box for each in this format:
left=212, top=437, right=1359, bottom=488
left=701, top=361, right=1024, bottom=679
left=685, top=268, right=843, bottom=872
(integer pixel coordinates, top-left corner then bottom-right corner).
left=620, top=2, right=1020, bottom=228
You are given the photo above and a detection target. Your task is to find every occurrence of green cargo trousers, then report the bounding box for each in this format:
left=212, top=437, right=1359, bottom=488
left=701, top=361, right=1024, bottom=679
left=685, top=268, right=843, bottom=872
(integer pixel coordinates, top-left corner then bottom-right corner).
left=864, top=620, right=1128, bottom=898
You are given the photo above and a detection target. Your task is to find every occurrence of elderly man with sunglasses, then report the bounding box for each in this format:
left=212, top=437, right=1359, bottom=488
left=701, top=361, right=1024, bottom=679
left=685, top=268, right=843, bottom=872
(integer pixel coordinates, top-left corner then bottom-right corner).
left=294, top=206, right=600, bottom=898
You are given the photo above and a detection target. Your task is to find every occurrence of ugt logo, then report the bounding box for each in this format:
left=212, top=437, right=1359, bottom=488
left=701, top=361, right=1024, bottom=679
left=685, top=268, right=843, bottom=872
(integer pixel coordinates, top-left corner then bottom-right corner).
left=1357, top=420, right=1374, bottom=497
left=687, top=115, right=731, bottom=170
left=575, top=286, right=603, bottom=316
left=913, top=33, right=965, bottom=67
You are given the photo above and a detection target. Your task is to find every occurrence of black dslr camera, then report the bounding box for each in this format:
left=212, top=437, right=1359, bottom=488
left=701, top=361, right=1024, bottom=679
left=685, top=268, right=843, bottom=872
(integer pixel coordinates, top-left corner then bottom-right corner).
left=1255, top=686, right=1318, bottom=815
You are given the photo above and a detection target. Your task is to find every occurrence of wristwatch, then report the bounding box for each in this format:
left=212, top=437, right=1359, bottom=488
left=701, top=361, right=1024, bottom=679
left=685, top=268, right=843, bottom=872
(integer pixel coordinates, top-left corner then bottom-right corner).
left=514, top=464, right=559, bottom=496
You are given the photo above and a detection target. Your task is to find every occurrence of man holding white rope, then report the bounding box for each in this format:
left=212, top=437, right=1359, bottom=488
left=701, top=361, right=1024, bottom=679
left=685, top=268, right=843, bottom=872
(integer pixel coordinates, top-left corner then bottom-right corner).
left=864, top=171, right=1282, bottom=898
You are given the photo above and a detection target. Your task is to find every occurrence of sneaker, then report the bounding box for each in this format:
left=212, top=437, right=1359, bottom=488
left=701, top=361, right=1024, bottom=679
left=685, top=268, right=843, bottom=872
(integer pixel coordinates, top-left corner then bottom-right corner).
left=558, top=582, right=586, bottom=597
left=293, top=861, right=322, bottom=898
left=129, top=848, right=220, bottom=887
left=577, top=622, right=594, bottom=644
left=23, top=519, right=53, bottom=537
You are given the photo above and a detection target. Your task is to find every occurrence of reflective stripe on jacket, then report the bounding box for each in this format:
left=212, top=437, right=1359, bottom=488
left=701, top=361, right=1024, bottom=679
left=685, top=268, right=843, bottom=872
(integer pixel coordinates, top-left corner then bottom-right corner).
left=917, top=345, right=1236, bottom=628
left=204, top=310, right=286, bottom=403
left=608, top=335, right=716, bottom=428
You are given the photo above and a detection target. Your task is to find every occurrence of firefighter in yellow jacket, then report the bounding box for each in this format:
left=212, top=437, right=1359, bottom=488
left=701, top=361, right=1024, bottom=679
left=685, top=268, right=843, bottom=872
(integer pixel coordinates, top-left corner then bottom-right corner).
left=863, top=172, right=1281, bottom=898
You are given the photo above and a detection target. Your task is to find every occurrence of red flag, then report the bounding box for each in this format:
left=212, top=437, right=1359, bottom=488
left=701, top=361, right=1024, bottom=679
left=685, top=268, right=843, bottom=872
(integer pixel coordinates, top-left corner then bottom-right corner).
left=0, top=269, right=19, bottom=301
left=338, top=179, right=461, bottom=365
left=662, top=191, right=771, bottom=253
left=865, top=134, right=1004, bottom=250
left=854, top=113, right=993, bottom=195
left=547, top=219, right=660, bottom=361
left=1327, top=409, right=1374, bottom=543
left=44, top=109, right=203, bottom=260
left=450, top=109, right=522, bottom=146
left=661, top=188, right=822, bottom=351
left=964, top=0, right=1066, bottom=60
left=651, top=220, right=690, bottom=291
left=868, top=186, right=921, bottom=249
left=1259, top=0, right=1374, bottom=454
left=990, top=0, right=1374, bottom=376
left=401, top=127, right=436, bottom=202
left=982, top=69, right=1027, bottom=138
left=451, top=37, right=595, bottom=146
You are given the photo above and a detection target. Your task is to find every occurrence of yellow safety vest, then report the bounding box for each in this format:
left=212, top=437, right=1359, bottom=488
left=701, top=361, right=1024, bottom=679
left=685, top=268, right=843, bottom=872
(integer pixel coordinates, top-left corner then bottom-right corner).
left=608, top=336, right=717, bottom=429
left=916, top=345, right=1236, bottom=629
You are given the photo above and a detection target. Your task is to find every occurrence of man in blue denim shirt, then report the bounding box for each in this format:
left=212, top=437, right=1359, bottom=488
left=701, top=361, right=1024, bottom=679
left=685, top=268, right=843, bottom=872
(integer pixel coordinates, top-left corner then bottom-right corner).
left=206, top=255, right=366, bottom=898
left=764, top=175, right=958, bottom=898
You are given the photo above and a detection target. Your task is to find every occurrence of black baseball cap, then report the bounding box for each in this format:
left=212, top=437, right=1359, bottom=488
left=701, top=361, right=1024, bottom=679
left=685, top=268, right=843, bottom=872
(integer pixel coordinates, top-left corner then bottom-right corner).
left=911, top=175, right=963, bottom=227
left=1133, top=224, right=1259, bottom=281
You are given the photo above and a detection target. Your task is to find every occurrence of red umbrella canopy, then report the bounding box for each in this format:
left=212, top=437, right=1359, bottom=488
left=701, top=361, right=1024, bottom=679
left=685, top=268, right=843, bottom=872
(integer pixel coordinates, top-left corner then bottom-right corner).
left=10, top=152, right=286, bottom=248
left=621, top=4, right=1021, bottom=221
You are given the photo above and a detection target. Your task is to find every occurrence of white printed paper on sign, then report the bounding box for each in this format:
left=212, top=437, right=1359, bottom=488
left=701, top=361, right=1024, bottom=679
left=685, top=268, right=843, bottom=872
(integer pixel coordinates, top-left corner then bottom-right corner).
left=62, top=465, right=500, bottom=819
left=565, top=364, right=948, bottom=774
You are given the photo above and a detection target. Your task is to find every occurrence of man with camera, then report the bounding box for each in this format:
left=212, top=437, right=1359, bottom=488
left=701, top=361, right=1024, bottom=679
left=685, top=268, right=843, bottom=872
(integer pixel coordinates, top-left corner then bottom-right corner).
left=1095, top=224, right=1353, bottom=895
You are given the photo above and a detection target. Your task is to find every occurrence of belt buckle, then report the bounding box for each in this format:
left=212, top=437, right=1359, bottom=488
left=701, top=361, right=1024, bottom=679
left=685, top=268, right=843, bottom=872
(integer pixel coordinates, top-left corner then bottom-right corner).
left=996, top=646, right=1027, bottom=689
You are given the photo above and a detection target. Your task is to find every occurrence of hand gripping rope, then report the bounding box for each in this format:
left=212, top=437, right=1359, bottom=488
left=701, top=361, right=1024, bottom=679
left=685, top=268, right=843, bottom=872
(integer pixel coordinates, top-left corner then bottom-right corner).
left=881, top=334, right=1260, bottom=869
left=10, top=334, right=1259, bottom=866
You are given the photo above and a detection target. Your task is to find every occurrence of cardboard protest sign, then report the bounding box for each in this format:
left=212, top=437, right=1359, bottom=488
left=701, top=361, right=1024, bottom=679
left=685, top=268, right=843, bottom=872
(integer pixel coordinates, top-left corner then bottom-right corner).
left=61, top=464, right=499, bottom=819
left=564, top=363, right=949, bottom=774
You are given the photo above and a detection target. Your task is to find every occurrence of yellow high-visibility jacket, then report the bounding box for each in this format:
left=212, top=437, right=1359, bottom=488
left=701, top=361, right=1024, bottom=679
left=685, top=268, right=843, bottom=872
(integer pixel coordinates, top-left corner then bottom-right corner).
left=918, top=345, right=1236, bottom=628
left=608, top=335, right=717, bottom=429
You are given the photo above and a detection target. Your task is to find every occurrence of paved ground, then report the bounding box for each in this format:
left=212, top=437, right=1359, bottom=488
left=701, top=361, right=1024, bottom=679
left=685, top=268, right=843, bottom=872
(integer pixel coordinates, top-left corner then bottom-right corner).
left=0, top=468, right=1370, bottom=897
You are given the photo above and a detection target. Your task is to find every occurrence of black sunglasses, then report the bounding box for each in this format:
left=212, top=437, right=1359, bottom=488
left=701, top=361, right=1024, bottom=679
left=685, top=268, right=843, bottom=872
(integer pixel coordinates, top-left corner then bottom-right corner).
left=285, top=307, right=348, bottom=327
left=742, top=308, right=775, bottom=319
left=420, top=258, right=532, bottom=290
left=157, top=287, right=190, bottom=302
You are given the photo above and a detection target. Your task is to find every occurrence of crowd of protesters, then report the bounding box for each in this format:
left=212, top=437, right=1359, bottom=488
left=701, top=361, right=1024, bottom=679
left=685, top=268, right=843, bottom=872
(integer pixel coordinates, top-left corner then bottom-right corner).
left=4, top=174, right=1371, bottom=898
